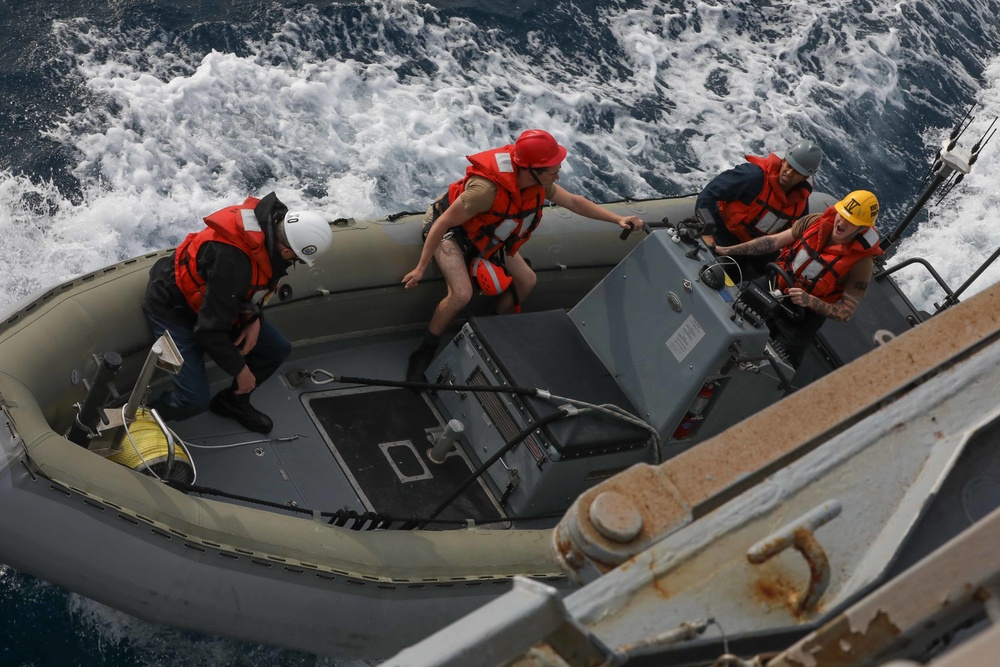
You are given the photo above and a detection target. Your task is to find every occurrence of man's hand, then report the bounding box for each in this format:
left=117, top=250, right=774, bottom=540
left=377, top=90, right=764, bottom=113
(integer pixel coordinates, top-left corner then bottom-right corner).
left=236, top=318, right=261, bottom=355
left=402, top=266, right=425, bottom=289
left=787, top=287, right=815, bottom=308
left=235, top=365, right=256, bottom=394
left=617, top=215, right=644, bottom=231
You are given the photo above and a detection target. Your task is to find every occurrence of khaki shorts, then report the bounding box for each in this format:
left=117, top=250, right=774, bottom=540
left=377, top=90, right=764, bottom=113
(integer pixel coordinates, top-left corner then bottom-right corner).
left=422, top=195, right=480, bottom=265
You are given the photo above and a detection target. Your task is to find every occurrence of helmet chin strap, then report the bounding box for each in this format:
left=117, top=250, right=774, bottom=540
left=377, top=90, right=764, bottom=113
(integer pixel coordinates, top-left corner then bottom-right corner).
left=272, top=221, right=303, bottom=267
left=528, top=167, right=544, bottom=187
left=267, top=208, right=286, bottom=255
left=273, top=222, right=291, bottom=257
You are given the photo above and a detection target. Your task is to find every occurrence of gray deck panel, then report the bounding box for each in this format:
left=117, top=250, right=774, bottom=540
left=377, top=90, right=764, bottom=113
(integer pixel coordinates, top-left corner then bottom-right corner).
left=165, top=331, right=442, bottom=518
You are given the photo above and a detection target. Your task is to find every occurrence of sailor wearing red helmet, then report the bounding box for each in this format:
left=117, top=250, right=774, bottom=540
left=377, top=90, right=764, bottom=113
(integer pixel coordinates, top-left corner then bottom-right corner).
left=402, top=129, right=642, bottom=382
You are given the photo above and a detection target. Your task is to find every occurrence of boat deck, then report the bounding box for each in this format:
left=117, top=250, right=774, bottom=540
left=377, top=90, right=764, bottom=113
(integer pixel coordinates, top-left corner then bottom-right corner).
left=163, top=330, right=508, bottom=529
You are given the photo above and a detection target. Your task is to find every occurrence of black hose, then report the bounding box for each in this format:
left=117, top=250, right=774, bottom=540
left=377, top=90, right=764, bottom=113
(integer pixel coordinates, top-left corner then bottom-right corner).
left=162, top=478, right=565, bottom=529
left=423, top=409, right=571, bottom=525
left=329, top=373, right=541, bottom=397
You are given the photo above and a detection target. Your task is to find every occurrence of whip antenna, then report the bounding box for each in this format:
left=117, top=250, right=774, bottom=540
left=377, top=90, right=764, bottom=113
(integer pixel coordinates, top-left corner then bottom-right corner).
left=881, top=111, right=995, bottom=250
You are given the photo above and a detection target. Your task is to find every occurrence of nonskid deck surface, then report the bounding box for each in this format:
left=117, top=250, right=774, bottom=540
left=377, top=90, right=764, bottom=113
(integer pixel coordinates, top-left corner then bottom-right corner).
left=305, top=386, right=503, bottom=524
left=164, top=331, right=506, bottom=527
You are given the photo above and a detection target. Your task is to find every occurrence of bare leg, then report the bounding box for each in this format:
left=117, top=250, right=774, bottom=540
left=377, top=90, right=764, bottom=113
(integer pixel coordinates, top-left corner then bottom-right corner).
left=407, top=239, right=474, bottom=382
left=427, top=238, right=475, bottom=336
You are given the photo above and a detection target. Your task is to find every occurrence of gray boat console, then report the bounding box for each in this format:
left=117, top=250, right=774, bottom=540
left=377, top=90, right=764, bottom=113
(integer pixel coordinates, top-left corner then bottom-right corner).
left=569, top=230, right=772, bottom=440
left=425, top=230, right=782, bottom=517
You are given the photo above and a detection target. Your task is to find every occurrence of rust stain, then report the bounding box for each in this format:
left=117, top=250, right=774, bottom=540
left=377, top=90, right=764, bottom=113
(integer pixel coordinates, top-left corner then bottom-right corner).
left=754, top=574, right=796, bottom=605
left=553, top=526, right=588, bottom=574
left=553, top=529, right=572, bottom=560
left=650, top=570, right=670, bottom=598
left=751, top=567, right=801, bottom=617
left=552, top=524, right=630, bottom=578
left=569, top=464, right=688, bottom=546
left=750, top=568, right=821, bottom=617
left=639, top=552, right=671, bottom=598
left=652, top=578, right=671, bottom=598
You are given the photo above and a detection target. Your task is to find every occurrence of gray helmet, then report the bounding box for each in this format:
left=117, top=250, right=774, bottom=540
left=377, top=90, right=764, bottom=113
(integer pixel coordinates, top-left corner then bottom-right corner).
left=784, top=139, right=823, bottom=176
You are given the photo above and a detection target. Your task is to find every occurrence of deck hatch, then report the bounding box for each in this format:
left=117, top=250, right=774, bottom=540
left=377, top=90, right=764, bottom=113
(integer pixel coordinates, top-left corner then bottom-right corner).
left=303, top=387, right=505, bottom=527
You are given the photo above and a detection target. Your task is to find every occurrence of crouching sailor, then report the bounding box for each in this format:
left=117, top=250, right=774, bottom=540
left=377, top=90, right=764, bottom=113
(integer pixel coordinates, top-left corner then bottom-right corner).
left=713, top=190, right=884, bottom=367
left=401, top=129, right=643, bottom=382
left=142, top=192, right=333, bottom=433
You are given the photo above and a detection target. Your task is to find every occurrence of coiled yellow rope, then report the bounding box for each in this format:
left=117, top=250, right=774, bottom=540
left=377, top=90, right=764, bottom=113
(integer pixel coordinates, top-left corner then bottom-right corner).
left=109, top=408, right=193, bottom=474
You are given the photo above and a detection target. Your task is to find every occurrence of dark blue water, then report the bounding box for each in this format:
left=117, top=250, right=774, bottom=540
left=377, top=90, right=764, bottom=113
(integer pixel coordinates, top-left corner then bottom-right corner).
left=3, top=0, right=1000, bottom=664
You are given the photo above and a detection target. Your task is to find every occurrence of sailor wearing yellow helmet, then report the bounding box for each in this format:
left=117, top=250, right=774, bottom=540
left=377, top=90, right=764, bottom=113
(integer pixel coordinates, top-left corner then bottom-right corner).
left=713, top=190, right=885, bottom=366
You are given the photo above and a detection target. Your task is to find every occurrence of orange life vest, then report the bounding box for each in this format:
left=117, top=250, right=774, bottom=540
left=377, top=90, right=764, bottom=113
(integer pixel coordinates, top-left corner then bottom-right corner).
left=174, top=196, right=274, bottom=313
left=447, top=145, right=547, bottom=261
left=719, top=153, right=811, bottom=243
left=776, top=208, right=885, bottom=303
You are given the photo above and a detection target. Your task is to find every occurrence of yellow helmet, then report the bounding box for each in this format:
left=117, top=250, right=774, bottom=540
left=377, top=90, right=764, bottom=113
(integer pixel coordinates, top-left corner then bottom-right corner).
left=834, top=190, right=880, bottom=227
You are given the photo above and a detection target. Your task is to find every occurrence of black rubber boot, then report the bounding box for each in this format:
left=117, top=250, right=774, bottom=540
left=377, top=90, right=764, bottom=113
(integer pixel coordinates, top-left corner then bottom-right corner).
left=210, top=388, right=274, bottom=434
left=406, top=342, right=437, bottom=384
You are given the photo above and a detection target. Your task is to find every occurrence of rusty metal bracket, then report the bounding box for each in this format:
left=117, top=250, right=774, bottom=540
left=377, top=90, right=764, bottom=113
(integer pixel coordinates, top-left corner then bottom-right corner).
left=746, top=500, right=842, bottom=615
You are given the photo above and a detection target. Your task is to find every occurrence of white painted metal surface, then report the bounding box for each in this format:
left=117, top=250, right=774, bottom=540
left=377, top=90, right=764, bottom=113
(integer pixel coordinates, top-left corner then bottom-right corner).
left=567, top=338, right=1000, bottom=652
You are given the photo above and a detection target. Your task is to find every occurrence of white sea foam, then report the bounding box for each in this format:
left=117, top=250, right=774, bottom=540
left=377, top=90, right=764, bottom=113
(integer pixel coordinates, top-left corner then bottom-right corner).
left=892, top=54, right=1000, bottom=312
left=0, top=0, right=997, bottom=311
left=2, top=1, right=1000, bottom=662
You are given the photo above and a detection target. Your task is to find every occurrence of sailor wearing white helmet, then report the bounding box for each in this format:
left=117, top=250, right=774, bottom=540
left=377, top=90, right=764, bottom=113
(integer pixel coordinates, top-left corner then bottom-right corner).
left=143, top=192, right=333, bottom=433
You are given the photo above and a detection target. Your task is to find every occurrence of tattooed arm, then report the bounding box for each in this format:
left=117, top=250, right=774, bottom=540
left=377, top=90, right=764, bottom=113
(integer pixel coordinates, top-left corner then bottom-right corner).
left=788, top=288, right=862, bottom=322
left=714, top=228, right=795, bottom=256
left=789, top=259, right=873, bottom=322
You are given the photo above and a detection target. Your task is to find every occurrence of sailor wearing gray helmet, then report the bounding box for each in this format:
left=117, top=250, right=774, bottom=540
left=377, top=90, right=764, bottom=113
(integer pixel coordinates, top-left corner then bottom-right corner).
left=697, top=139, right=823, bottom=278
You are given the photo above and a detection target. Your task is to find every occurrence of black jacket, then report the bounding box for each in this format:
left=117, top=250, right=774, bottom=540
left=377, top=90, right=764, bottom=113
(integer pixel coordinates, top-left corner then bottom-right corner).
left=142, top=193, right=291, bottom=377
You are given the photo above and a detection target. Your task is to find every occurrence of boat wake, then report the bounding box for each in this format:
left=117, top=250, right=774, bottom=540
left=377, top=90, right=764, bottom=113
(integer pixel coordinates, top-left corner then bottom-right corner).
left=2, top=1, right=1000, bottom=665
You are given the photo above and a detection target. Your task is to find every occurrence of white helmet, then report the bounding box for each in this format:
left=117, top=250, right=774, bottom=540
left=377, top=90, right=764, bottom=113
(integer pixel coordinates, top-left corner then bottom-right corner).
left=282, top=210, right=333, bottom=267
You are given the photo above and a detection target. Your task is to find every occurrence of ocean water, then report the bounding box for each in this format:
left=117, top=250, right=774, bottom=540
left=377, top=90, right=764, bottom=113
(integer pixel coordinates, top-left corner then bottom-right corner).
left=2, top=0, right=1000, bottom=664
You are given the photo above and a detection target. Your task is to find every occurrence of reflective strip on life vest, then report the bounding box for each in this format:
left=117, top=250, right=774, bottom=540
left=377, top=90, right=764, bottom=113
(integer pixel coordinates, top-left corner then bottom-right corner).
left=790, top=249, right=823, bottom=281
left=241, top=209, right=262, bottom=233
left=753, top=210, right=787, bottom=235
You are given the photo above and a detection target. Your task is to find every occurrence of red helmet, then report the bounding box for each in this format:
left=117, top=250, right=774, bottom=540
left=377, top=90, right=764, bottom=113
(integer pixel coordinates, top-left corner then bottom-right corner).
left=512, top=130, right=567, bottom=168
left=470, top=257, right=513, bottom=296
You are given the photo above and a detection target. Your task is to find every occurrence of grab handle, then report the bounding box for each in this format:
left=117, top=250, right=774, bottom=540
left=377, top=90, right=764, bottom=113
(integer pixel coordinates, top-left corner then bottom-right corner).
left=747, top=500, right=841, bottom=614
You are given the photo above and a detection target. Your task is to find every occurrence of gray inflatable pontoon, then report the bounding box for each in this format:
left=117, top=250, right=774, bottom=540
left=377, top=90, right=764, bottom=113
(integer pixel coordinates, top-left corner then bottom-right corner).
left=0, top=193, right=927, bottom=659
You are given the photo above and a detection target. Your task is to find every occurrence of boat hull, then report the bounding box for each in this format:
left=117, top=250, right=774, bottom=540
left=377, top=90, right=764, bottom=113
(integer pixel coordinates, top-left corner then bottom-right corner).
left=0, top=197, right=691, bottom=657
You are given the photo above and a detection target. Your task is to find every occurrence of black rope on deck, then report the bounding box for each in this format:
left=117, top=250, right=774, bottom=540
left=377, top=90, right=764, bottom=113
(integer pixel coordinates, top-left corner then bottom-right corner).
left=163, top=480, right=425, bottom=529
left=161, top=480, right=561, bottom=530
left=327, top=372, right=543, bottom=397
